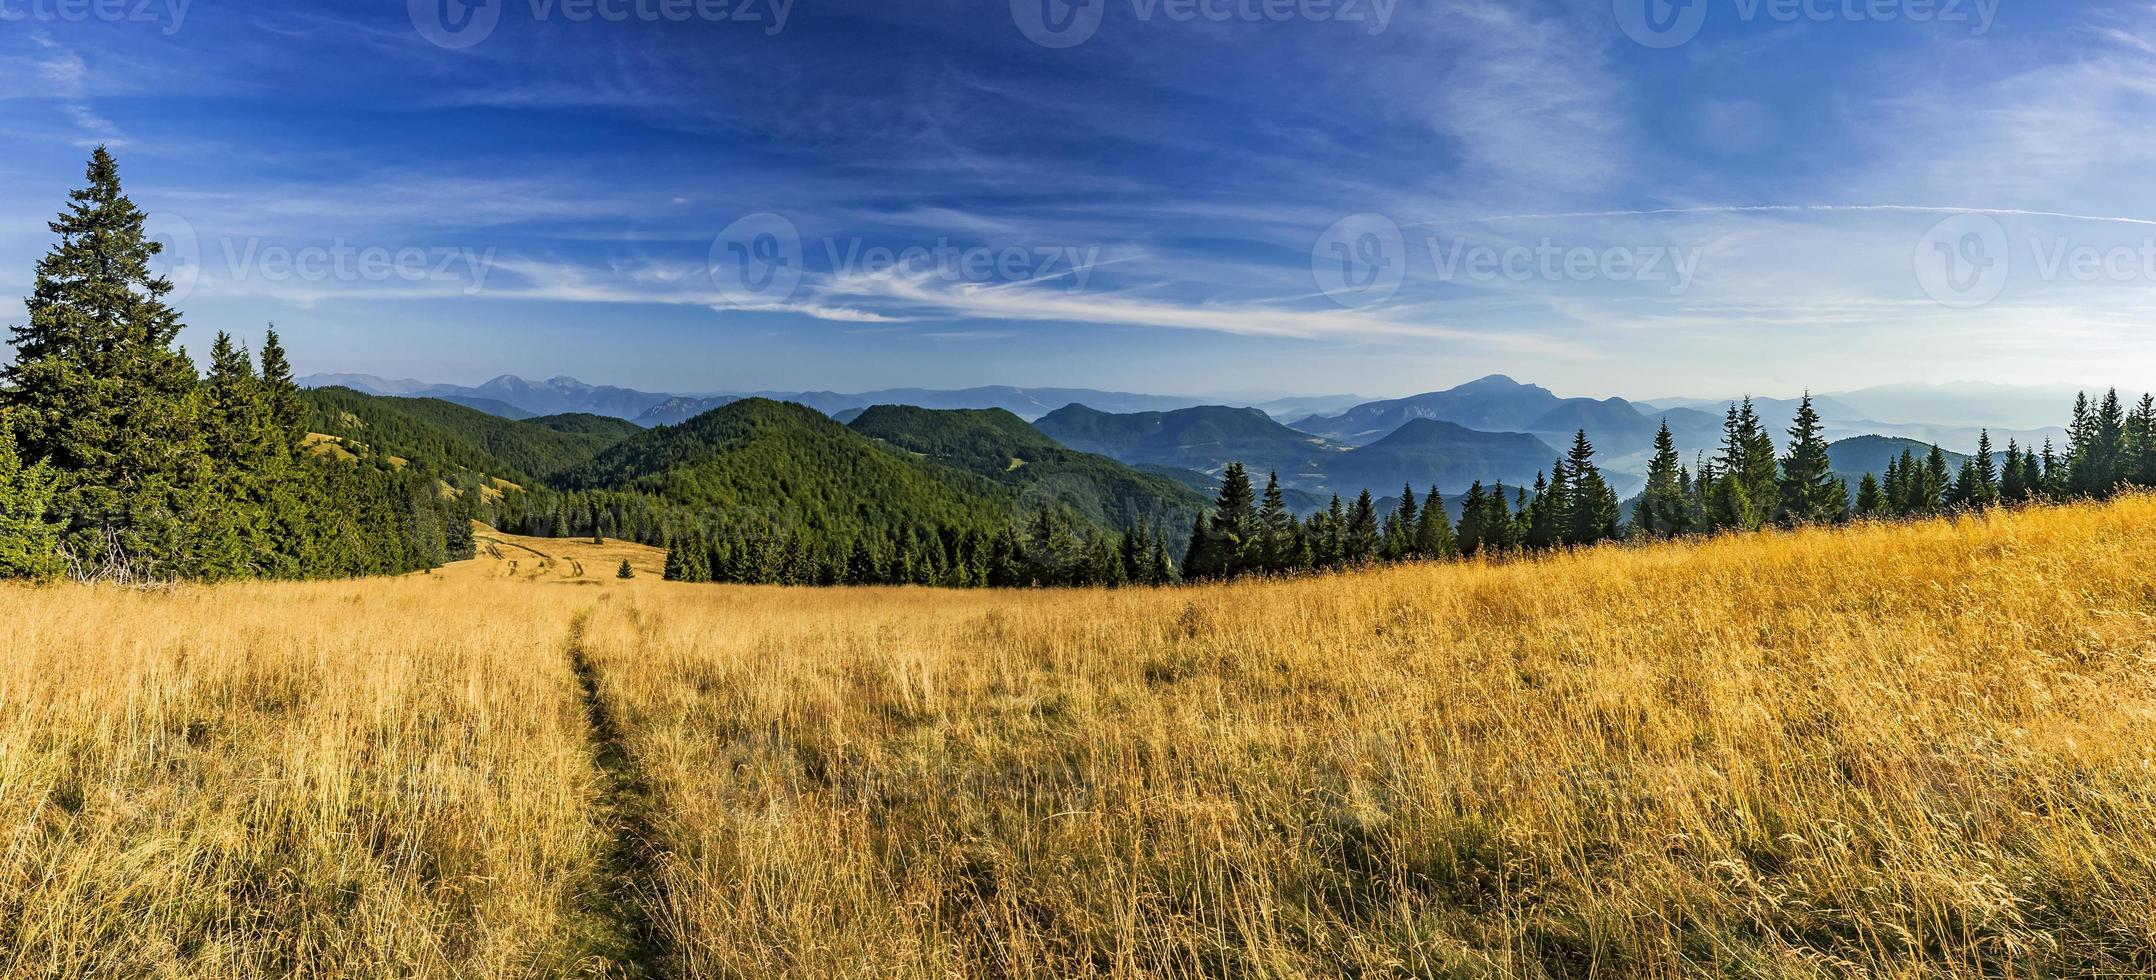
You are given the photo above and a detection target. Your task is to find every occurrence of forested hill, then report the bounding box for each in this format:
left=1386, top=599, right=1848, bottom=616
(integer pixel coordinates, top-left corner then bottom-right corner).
left=557, top=398, right=1014, bottom=541
left=847, top=405, right=1207, bottom=534
left=525, top=413, right=646, bottom=439
left=301, top=387, right=632, bottom=487
left=1033, top=403, right=1346, bottom=483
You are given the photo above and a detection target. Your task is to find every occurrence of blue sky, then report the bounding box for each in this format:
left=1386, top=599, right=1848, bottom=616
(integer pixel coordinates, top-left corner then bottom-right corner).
left=3, top=0, right=2153, bottom=399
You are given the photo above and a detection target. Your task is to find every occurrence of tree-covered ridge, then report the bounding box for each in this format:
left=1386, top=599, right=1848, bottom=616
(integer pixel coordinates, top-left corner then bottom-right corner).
left=302, top=387, right=631, bottom=486
left=525, top=413, right=646, bottom=440
left=1033, top=403, right=1347, bottom=482
left=557, top=398, right=1014, bottom=539
left=847, top=404, right=1207, bottom=534
left=0, top=149, right=468, bottom=582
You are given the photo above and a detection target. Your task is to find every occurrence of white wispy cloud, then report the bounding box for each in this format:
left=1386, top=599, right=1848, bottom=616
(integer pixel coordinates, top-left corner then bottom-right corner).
left=25, top=33, right=126, bottom=147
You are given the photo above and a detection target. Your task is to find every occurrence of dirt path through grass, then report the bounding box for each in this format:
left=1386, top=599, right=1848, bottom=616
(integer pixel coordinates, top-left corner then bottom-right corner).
left=565, top=611, right=674, bottom=978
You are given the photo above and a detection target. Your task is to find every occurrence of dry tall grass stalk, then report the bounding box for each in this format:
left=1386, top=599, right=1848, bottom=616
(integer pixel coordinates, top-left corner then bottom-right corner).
left=5, top=503, right=2156, bottom=977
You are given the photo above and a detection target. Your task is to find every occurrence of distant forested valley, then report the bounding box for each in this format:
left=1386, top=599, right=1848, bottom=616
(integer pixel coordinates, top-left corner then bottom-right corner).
left=5, top=151, right=2155, bottom=589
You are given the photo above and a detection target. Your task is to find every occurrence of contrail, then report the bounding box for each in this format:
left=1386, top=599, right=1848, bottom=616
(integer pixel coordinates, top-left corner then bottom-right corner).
left=1411, top=205, right=2156, bottom=229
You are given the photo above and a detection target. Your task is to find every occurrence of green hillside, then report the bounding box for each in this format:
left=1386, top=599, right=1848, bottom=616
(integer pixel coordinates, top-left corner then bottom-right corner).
left=526, top=413, right=646, bottom=440
left=300, top=387, right=632, bottom=486
left=1827, top=435, right=1972, bottom=480
left=1034, top=404, right=1346, bottom=484
left=1324, top=419, right=1557, bottom=496
left=557, top=398, right=1014, bottom=543
left=848, top=405, right=1205, bottom=533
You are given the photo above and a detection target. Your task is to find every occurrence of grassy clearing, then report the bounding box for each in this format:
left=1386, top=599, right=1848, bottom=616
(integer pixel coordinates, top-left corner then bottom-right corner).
left=579, top=498, right=2156, bottom=977
left=5, top=502, right=2156, bottom=977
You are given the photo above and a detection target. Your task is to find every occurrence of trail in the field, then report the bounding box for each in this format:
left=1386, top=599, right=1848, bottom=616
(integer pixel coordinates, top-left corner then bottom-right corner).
left=565, top=610, right=674, bottom=978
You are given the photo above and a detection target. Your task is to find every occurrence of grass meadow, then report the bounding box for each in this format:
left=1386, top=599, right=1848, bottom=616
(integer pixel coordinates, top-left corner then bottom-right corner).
left=6, top=501, right=2156, bottom=977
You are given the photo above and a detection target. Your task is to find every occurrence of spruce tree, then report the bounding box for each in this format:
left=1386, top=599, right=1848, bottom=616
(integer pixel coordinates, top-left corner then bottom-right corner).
left=1707, top=467, right=1749, bottom=531
left=1414, top=486, right=1455, bottom=558
left=1635, top=420, right=1686, bottom=538
left=1344, top=489, right=1380, bottom=562
left=1737, top=399, right=1780, bottom=528
left=617, top=558, right=635, bottom=580
left=258, top=327, right=306, bottom=442
left=1971, top=430, right=1999, bottom=507
left=2129, top=394, right=2156, bottom=487
left=5, top=148, right=211, bottom=580
left=1482, top=483, right=1518, bottom=552
left=2000, top=439, right=2027, bottom=503
left=1777, top=394, right=1842, bottom=525
left=1456, top=482, right=1487, bottom=557
left=1524, top=471, right=1560, bottom=549
left=1922, top=446, right=1952, bottom=513
left=1385, top=483, right=1418, bottom=558
left=1563, top=431, right=1619, bottom=545
left=1256, top=471, right=1294, bottom=571
left=1148, top=528, right=1178, bottom=585
left=1855, top=472, right=1882, bottom=517
left=0, top=414, right=64, bottom=580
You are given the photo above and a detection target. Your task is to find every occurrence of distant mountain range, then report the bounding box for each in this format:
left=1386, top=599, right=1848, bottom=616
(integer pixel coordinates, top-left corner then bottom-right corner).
left=301, top=374, right=676, bottom=420
left=300, top=370, right=2097, bottom=509
left=302, top=374, right=1281, bottom=426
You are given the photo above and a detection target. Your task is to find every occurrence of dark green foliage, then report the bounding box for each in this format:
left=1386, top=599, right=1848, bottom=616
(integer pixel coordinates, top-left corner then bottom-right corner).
left=1634, top=421, right=1688, bottom=538
left=1182, top=462, right=1259, bottom=579
left=848, top=405, right=1205, bottom=534
left=4, top=148, right=211, bottom=580
left=0, top=413, right=64, bottom=581
left=1564, top=431, right=1620, bottom=546
left=0, top=151, right=472, bottom=583
left=617, top=559, right=635, bottom=580
left=527, top=413, right=646, bottom=439
left=302, top=387, right=630, bottom=486
left=1777, top=394, right=1845, bottom=526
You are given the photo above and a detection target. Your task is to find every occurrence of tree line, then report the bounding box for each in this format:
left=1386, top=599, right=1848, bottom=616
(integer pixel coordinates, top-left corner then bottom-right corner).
left=0, top=149, right=471, bottom=582
left=1176, top=390, right=2156, bottom=585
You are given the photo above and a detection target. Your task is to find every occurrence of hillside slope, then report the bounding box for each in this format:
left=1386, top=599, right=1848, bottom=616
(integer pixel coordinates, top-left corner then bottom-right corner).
left=849, top=405, right=1205, bottom=532
left=301, top=387, right=635, bottom=486
left=1323, top=418, right=1557, bottom=495
left=1033, top=403, right=1347, bottom=485
left=557, top=398, right=1015, bottom=542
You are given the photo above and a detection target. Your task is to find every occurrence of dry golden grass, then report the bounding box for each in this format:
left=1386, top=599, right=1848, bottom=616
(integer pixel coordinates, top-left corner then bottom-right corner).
left=453, top=524, right=668, bottom=584
left=6, top=501, right=2156, bottom=977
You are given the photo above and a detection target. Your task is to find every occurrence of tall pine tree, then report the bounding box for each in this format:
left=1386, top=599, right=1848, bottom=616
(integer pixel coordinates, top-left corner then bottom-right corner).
left=4, top=148, right=212, bottom=580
